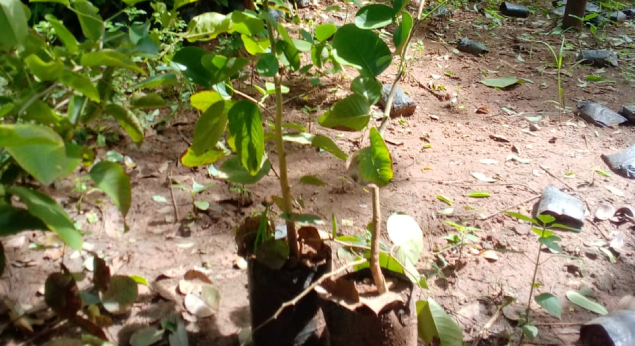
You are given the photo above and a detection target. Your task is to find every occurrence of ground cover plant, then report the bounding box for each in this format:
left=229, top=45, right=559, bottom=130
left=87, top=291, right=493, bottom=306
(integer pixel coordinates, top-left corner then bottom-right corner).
left=1, top=0, right=635, bottom=345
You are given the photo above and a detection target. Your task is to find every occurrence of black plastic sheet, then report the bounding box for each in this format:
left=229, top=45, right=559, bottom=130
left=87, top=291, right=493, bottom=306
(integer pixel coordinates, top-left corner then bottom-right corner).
left=580, top=310, right=635, bottom=346
left=457, top=38, right=489, bottom=55
left=577, top=101, right=627, bottom=127
left=535, top=186, right=585, bottom=229
left=576, top=50, right=619, bottom=67
left=499, top=2, right=529, bottom=18
left=602, top=145, right=635, bottom=179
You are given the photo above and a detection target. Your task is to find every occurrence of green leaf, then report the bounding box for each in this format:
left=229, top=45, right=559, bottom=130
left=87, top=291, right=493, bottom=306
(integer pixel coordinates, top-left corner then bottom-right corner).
left=566, top=291, right=608, bottom=315
left=25, top=55, right=64, bottom=81
left=535, top=293, right=562, bottom=319
left=100, top=275, right=138, bottom=314
left=212, top=156, right=271, bottom=185
left=131, top=93, right=166, bottom=109
left=355, top=4, right=394, bottom=29
left=539, top=236, right=562, bottom=253
left=0, top=124, right=65, bottom=185
left=536, top=214, right=556, bottom=225
left=531, top=227, right=554, bottom=238
left=190, top=90, right=225, bottom=112
left=392, top=0, right=410, bottom=15
left=0, top=205, right=47, bottom=236
left=130, top=326, right=164, bottom=346
left=592, top=167, right=611, bottom=177
left=333, top=24, right=391, bottom=77
left=468, top=191, right=491, bottom=198
left=315, top=23, right=337, bottom=41
left=276, top=40, right=300, bottom=71
left=350, top=127, right=393, bottom=187
left=186, top=12, right=232, bottom=42
left=480, top=77, right=524, bottom=89
left=350, top=76, right=382, bottom=104
left=504, top=211, right=537, bottom=224
left=105, top=104, right=144, bottom=145
left=436, top=195, right=453, bottom=206
left=256, top=53, right=279, bottom=77
left=122, top=0, right=150, bottom=6
left=60, top=142, right=84, bottom=178
left=194, top=200, right=209, bottom=210
left=24, top=100, right=62, bottom=126
left=128, top=21, right=149, bottom=44
left=299, top=175, right=327, bottom=186
left=318, top=94, right=371, bottom=131
left=192, top=100, right=233, bottom=154
left=81, top=50, right=145, bottom=75
left=129, top=275, right=148, bottom=285
left=72, top=0, right=104, bottom=42
left=131, top=73, right=179, bottom=90
left=180, top=147, right=226, bottom=167
left=387, top=213, right=423, bottom=264
left=312, top=134, right=348, bottom=160
left=201, top=54, right=249, bottom=85
left=89, top=161, right=131, bottom=218
left=394, top=11, right=413, bottom=55
left=242, top=34, right=270, bottom=55
left=255, top=239, right=289, bottom=270
left=59, top=71, right=100, bottom=102
left=227, top=101, right=264, bottom=175
left=45, top=14, right=78, bottom=53
left=229, top=10, right=264, bottom=35
left=9, top=186, right=82, bottom=250
left=522, top=325, right=538, bottom=339
left=0, top=0, right=28, bottom=51
left=173, top=47, right=213, bottom=88
left=417, top=298, right=463, bottom=346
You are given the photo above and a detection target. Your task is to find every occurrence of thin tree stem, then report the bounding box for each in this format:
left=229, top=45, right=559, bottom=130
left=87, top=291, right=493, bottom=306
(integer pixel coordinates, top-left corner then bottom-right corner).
left=370, top=185, right=387, bottom=293
left=521, top=228, right=544, bottom=345
left=264, top=1, right=299, bottom=260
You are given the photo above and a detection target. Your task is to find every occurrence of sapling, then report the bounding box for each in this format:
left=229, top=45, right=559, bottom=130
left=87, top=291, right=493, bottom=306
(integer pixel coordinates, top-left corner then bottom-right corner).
left=505, top=211, right=580, bottom=343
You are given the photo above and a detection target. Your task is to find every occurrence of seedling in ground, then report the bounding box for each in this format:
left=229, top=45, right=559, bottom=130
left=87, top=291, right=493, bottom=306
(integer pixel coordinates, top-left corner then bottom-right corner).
left=171, top=178, right=214, bottom=214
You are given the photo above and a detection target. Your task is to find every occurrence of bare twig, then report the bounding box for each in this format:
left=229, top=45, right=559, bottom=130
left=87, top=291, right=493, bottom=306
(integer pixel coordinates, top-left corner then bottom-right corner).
left=540, top=165, right=575, bottom=191
left=470, top=300, right=508, bottom=346
left=247, top=258, right=368, bottom=344
left=168, top=166, right=179, bottom=223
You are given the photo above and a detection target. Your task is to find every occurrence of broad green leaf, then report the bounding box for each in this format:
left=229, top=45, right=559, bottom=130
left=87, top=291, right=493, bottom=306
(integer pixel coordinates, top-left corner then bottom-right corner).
left=255, top=239, right=289, bottom=270
left=105, top=104, right=144, bottom=145
left=566, top=291, right=608, bottom=315
left=0, top=103, right=15, bottom=118
left=100, top=275, right=138, bottom=314
left=9, top=186, right=82, bottom=250
left=522, top=325, right=538, bottom=339
left=60, top=142, right=84, bottom=178
left=256, top=53, right=279, bottom=77
left=392, top=0, right=410, bottom=15
left=192, top=100, right=233, bottom=154
left=173, top=46, right=214, bottom=88
left=315, top=23, right=337, bottom=41
left=592, top=167, right=611, bottom=177
left=24, top=55, right=64, bottom=81
left=355, top=4, right=394, bottom=29
left=468, top=191, right=491, bottom=198
left=387, top=213, right=423, bottom=264
left=0, top=124, right=65, bottom=185
left=531, top=227, right=554, bottom=238
left=0, top=205, right=47, bottom=236
left=24, top=100, right=62, bottom=125
left=81, top=50, right=145, bottom=74
left=59, top=71, right=100, bottom=102
left=72, top=0, right=104, bottom=42
left=181, top=147, right=227, bottom=167
left=45, top=14, right=78, bottom=53
left=190, top=90, right=225, bottom=112
left=128, top=21, right=149, bottom=44
left=436, top=195, right=453, bottom=206
left=131, top=73, right=178, bottom=90
left=229, top=10, right=263, bottom=35
left=504, top=211, right=537, bottom=224
left=212, top=156, right=271, bottom=185
left=333, top=24, right=391, bottom=77
left=417, top=298, right=463, bottom=346
left=276, top=40, right=300, bottom=71
left=242, top=34, right=270, bottom=55
left=89, top=161, right=131, bottom=217
left=0, top=0, right=28, bottom=51
left=539, top=236, right=562, bottom=253
left=194, top=200, right=209, bottom=210
left=174, top=0, right=198, bottom=10
left=227, top=101, right=264, bottom=175
left=122, top=0, right=150, bottom=6
left=318, top=94, right=370, bottom=131
left=351, top=128, right=393, bottom=187
left=535, top=293, right=562, bottom=319
left=187, top=12, right=232, bottom=42
left=201, top=54, right=249, bottom=85
left=312, top=134, right=348, bottom=160
left=130, top=326, right=164, bottom=346
left=130, top=93, right=166, bottom=109
left=129, top=275, right=148, bottom=285
left=392, top=11, right=413, bottom=55
left=299, top=175, right=327, bottom=186
left=350, top=76, right=382, bottom=104
left=536, top=214, right=556, bottom=225
left=480, top=77, right=524, bottom=89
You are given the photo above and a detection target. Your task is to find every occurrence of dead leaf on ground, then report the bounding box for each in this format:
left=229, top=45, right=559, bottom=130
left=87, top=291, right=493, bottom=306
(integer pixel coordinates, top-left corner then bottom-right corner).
left=605, top=185, right=625, bottom=197
left=476, top=106, right=489, bottom=114
left=489, top=134, right=510, bottom=142
left=471, top=172, right=496, bottom=182
left=480, top=250, right=499, bottom=261
left=184, top=293, right=214, bottom=318
left=595, top=203, right=616, bottom=221
left=183, top=269, right=212, bottom=284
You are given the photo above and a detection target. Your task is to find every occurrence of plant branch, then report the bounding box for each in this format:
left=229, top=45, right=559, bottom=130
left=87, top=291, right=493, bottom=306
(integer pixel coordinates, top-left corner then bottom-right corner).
left=370, top=185, right=387, bottom=293
left=247, top=258, right=368, bottom=344
left=521, top=227, right=545, bottom=345
left=263, top=1, right=299, bottom=260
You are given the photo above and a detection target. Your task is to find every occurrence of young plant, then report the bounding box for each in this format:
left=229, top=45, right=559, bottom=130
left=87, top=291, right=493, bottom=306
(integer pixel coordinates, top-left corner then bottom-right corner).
left=171, top=178, right=215, bottom=213
left=537, top=37, right=567, bottom=115
left=505, top=211, right=581, bottom=342
left=443, top=220, right=481, bottom=263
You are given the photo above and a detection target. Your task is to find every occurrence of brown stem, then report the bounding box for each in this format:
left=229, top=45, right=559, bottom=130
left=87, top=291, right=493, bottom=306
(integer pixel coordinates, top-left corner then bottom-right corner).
left=370, top=185, right=387, bottom=293
left=263, top=0, right=299, bottom=260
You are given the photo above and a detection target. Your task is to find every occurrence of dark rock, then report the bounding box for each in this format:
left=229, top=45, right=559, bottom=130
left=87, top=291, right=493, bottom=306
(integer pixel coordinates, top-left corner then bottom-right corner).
left=379, top=84, right=417, bottom=118
left=577, top=101, right=627, bottom=127
left=535, top=185, right=585, bottom=229
left=457, top=38, right=488, bottom=55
